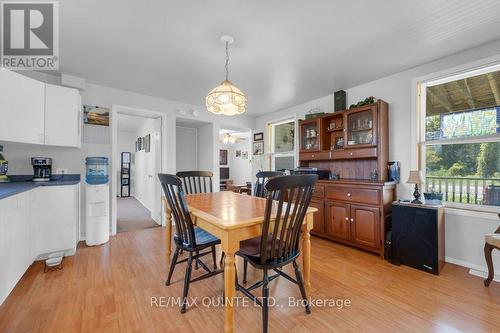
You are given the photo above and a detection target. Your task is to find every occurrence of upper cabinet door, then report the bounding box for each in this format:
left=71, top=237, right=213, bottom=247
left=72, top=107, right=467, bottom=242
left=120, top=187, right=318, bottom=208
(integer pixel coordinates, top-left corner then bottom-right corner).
left=0, top=70, right=45, bottom=145
left=345, top=106, right=377, bottom=148
left=45, top=84, right=81, bottom=147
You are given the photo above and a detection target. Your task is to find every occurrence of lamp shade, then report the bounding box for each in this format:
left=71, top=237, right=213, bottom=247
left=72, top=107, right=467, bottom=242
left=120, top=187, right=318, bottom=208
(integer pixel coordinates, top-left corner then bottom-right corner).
left=206, top=79, right=246, bottom=116
left=406, top=170, right=424, bottom=184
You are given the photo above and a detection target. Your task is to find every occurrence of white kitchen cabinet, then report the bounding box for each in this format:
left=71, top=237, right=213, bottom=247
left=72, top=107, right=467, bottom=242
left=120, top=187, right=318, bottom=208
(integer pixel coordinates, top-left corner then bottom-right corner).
left=0, top=184, right=80, bottom=305
left=0, top=192, right=31, bottom=305
left=0, top=69, right=45, bottom=145
left=35, top=184, right=80, bottom=256
left=45, top=84, right=82, bottom=148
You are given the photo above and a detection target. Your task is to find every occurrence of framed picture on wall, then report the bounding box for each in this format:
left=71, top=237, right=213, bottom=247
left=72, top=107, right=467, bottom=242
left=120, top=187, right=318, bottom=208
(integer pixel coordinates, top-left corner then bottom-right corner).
left=253, top=141, right=264, bottom=155
left=236, top=150, right=241, bottom=157
left=219, top=149, right=228, bottom=165
left=242, top=151, right=248, bottom=159
left=138, top=137, right=143, bottom=150
left=253, top=132, right=264, bottom=142
left=145, top=134, right=151, bottom=152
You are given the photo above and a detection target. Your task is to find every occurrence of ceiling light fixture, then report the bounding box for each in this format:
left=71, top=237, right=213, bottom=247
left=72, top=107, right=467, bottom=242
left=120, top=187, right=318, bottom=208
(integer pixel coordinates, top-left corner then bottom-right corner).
left=206, top=35, right=247, bottom=116
left=222, top=133, right=237, bottom=145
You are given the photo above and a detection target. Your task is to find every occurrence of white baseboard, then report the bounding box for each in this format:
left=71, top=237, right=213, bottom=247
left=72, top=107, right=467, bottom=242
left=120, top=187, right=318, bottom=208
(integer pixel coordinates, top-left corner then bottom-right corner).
left=446, top=256, right=500, bottom=282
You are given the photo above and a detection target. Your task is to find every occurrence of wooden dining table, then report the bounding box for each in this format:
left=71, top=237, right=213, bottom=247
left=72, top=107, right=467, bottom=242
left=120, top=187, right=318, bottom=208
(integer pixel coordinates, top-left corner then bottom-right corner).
left=162, top=191, right=316, bottom=333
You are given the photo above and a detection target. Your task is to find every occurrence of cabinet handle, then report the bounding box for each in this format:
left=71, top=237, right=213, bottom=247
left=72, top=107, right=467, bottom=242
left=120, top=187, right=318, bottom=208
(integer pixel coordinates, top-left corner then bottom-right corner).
left=347, top=192, right=352, bottom=197
left=349, top=152, right=353, bottom=156
left=311, top=154, right=315, bottom=158
left=345, top=217, right=349, bottom=221
left=350, top=218, right=354, bottom=222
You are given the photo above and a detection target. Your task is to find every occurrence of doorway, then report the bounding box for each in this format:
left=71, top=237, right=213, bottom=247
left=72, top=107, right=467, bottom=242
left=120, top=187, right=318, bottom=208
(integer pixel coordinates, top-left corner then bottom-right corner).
left=110, top=105, right=169, bottom=235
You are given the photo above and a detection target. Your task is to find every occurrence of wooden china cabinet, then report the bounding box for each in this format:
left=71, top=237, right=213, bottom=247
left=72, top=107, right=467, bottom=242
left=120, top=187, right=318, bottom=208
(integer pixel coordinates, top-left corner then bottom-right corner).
left=299, top=100, right=396, bottom=258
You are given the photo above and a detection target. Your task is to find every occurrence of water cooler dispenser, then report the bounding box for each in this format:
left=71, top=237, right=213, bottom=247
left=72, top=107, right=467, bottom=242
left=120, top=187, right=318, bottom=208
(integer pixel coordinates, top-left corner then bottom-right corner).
left=85, top=157, right=110, bottom=246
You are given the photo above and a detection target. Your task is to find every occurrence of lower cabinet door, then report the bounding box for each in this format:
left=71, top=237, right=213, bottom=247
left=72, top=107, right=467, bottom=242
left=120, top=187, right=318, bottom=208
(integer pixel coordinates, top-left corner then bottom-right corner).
left=325, top=201, right=350, bottom=240
left=350, top=205, right=380, bottom=248
left=310, top=199, right=324, bottom=233
left=36, top=185, right=79, bottom=256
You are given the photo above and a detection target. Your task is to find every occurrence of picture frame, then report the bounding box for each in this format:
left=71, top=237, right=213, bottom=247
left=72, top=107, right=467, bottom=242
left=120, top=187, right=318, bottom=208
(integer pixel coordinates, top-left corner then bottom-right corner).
left=253, top=132, right=264, bottom=142
left=253, top=141, right=264, bottom=155
left=219, top=149, right=228, bottom=165
left=144, top=134, right=151, bottom=153
left=236, top=150, right=241, bottom=157
left=138, top=137, right=143, bottom=151
left=83, top=105, right=110, bottom=126
left=242, top=151, right=248, bottom=159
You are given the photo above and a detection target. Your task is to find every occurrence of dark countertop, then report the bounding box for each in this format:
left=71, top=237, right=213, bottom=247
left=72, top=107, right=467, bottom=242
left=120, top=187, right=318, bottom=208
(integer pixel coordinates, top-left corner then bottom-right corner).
left=0, top=174, right=80, bottom=200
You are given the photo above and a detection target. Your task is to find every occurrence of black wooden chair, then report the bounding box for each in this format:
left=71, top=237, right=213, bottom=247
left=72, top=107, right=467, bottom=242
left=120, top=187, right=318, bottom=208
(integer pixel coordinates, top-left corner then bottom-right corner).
left=176, top=170, right=213, bottom=194
left=236, top=174, right=318, bottom=333
left=253, top=171, right=285, bottom=198
left=158, top=173, right=223, bottom=313
left=484, top=213, right=500, bottom=287
left=242, top=170, right=285, bottom=283
left=176, top=171, right=214, bottom=266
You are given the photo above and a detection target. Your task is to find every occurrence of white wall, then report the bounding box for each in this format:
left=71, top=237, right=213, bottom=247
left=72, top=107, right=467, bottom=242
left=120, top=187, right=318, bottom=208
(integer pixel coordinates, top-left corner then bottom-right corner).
left=219, top=139, right=253, bottom=185
left=116, top=130, right=136, bottom=196
left=3, top=71, right=255, bottom=239
left=133, top=118, right=161, bottom=222
left=176, top=126, right=198, bottom=172
left=253, top=39, right=500, bottom=278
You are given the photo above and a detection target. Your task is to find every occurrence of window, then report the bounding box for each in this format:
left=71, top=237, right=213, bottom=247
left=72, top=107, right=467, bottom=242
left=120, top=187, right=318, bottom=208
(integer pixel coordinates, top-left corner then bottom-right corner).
left=269, top=119, right=295, bottom=171
left=420, top=65, right=500, bottom=207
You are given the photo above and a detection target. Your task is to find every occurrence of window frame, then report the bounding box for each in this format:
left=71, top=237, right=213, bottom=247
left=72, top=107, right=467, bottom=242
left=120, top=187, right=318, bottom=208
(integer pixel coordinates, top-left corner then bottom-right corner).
left=268, top=117, right=297, bottom=171
left=418, top=66, right=500, bottom=212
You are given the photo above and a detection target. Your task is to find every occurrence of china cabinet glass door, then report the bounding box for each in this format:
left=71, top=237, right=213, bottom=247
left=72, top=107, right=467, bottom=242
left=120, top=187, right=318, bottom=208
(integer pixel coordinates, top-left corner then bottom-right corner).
left=301, top=120, right=320, bottom=151
left=346, top=109, right=376, bottom=146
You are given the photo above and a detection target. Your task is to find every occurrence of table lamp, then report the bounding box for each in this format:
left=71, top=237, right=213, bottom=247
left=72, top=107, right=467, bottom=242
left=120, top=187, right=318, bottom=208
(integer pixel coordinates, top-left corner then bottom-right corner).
left=407, top=170, right=424, bottom=204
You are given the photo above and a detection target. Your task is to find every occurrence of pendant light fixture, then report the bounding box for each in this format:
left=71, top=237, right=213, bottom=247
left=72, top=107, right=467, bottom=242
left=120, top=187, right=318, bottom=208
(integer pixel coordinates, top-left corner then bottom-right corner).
left=206, top=35, right=247, bottom=116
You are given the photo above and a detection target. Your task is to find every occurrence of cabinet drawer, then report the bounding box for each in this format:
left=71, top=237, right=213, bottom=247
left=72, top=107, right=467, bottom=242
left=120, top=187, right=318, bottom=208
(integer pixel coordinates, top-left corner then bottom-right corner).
left=299, top=151, right=331, bottom=161
left=326, top=185, right=380, bottom=205
left=312, top=184, right=325, bottom=198
left=332, top=148, right=377, bottom=160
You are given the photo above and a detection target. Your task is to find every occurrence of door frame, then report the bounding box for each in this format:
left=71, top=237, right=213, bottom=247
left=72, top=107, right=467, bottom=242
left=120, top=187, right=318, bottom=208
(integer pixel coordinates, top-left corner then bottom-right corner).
left=110, top=104, right=169, bottom=236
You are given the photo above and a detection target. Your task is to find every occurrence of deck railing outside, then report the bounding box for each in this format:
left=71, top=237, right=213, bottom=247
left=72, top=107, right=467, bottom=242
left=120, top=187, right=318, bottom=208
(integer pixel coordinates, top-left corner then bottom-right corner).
left=425, top=176, right=500, bottom=206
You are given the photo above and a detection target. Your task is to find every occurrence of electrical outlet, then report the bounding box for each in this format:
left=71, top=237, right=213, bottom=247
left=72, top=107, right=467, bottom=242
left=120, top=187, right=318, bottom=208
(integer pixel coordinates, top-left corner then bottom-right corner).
left=56, top=168, right=69, bottom=175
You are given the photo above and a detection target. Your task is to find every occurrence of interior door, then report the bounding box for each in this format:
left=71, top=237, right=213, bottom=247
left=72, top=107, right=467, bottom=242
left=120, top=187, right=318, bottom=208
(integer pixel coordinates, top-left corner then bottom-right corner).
left=350, top=205, right=380, bottom=248
left=147, top=124, right=162, bottom=225
left=310, top=199, right=324, bottom=233
left=325, top=201, right=350, bottom=240
left=0, top=70, right=45, bottom=144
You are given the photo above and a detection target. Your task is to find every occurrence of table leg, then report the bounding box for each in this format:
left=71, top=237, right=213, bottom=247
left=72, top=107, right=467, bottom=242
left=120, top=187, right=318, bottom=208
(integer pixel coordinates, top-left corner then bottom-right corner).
left=163, top=199, right=172, bottom=266
left=302, top=215, right=312, bottom=296
left=224, top=252, right=236, bottom=333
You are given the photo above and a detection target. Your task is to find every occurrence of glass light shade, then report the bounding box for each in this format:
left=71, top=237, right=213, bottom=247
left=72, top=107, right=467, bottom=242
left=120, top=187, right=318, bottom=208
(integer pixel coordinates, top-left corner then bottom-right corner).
left=206, top=80, right=246, bottom=116
left=407, top=170, right=424, bottom=184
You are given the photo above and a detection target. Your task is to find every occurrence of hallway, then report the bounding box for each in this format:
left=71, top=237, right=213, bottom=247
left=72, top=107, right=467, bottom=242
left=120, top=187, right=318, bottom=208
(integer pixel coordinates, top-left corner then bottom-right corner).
left=117, top=197, right=159, bottom=233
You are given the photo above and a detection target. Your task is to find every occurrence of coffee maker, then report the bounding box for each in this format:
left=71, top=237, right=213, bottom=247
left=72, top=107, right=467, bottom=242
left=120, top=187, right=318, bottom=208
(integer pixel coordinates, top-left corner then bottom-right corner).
left=31, top=157, right=52, bottom=182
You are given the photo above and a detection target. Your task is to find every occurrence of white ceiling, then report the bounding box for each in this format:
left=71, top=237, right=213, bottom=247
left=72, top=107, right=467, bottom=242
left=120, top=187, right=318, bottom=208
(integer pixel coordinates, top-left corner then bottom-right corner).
left=59, top=0, right=500, bottom=116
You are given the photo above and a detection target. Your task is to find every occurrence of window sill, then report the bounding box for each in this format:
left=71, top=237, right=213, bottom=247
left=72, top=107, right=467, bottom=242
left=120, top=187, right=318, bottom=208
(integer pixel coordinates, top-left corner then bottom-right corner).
left=444, top=203, right=499, bottom=221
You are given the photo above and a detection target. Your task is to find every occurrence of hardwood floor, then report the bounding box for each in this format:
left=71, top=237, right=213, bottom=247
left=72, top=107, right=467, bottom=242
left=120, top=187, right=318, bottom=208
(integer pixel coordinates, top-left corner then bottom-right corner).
left=1, top=227, right=499, bottom=332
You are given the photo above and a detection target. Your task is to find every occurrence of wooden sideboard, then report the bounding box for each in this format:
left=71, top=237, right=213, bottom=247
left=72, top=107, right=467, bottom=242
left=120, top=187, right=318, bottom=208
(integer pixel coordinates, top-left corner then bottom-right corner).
left=310, top=180, right=395, bottom=257
left=299, top=100, right=396, bottom=257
